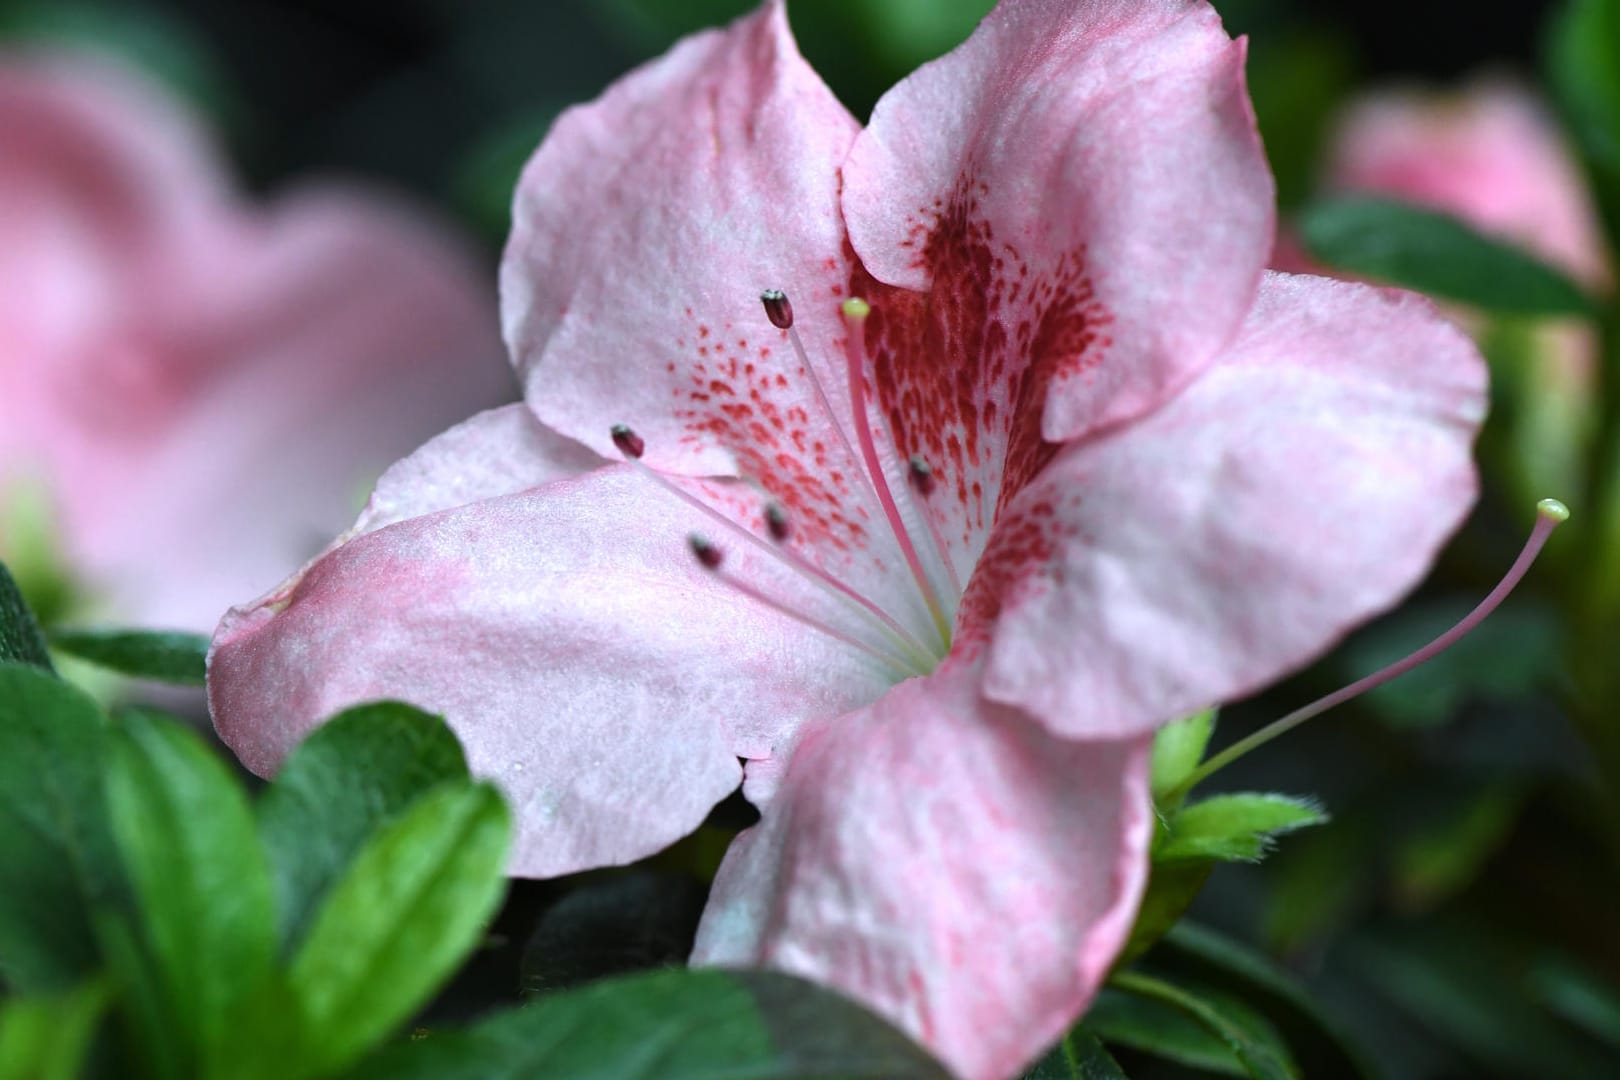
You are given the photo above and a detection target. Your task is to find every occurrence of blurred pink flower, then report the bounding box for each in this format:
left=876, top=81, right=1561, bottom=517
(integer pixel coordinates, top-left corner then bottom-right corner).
left=208, top=2, right=1485, bottom=1074
left=0, top=52, right=512, bottom=630
left=1329, top=80, right=1611, bottom=289
left=1323, top=80, right=1612, bottom=500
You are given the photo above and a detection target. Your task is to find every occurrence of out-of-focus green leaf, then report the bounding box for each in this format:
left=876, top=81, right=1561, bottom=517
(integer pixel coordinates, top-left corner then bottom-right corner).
left=1261, top=819, right=1377, bottom=952
left=0, top=980, right=108, bottom=1080
left=453, top=109, right=562, bottom=240
left=1529, top=956, right=1620, bottom=1050
left=1547, top=0, right=1620, bottom=174
left=1104, top=973, right=1299, bottom=1080
left=1299, top=196, right=1598, bottom=316
left=1158, top=923, right=1377, bottom=1079
left=0, top=663, right=116, bottom=991
left=349, top=968, right=950, bottom=1080
left=521, top=869, right=708, bottom=996
left=1156, top=793, right=1327, bottom=863
left=47, top=628, right=207, bottom=686
left=104, top=711, right=276, bottom=1074
left=1245, top=31, right=1355, bottom=210
left=0, top=1, right=239, bottom=127
left=1021, top=1028, right=1130, bottom=1079
left=1347, top=923, right=1615, bottom=1076
left=1151, top=709, right=1216, bottom=808
left=287, top=781, right=510, bottom=1076
left=1391, top=782, right=1527, bottom=908
left=257, top=702, right=470, bottom=951
left=1342, top=599, right=1564, bottom=729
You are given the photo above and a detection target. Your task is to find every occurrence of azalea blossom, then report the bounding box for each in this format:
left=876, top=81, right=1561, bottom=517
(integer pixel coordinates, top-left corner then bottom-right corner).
left=1321, top=80, right=1612, bottom=503
left=0, top=51, right=511, bottom=631
left=208, top=1, right=1486, bottom=1076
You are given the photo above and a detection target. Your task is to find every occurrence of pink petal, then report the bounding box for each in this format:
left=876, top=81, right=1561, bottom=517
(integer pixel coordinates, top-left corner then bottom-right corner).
left=503, top=0, right=860, bottom=475
left=210, top=407, right=892, bottom=876
left=842, top=0, right=1274, bottom=578
left=693, top=662, right=1153, bottom=1080
left=966, top=272, right=1487, bottom=740
left=81, top=186, right=513, bottom=629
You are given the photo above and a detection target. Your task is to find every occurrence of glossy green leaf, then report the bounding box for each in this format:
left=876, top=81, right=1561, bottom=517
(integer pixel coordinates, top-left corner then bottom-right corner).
left=1298, top=197, right=1597, bottom=316
left=1158, top=924, right=1377, bottom=1079
left=0, top=664, right=117, bottom=991
left=1121, top=861, right=1213, bottom=964
left=1106, top=973, right=1299, bottom=1080
left=1150, top=709, right=1216, bottom=808
left=47, top=628, right=208, bottom=686
left=0, top=563, right=52, bottom=672
left=257, top=701, right=470, bottom=950
left=287, top=781, right=510, bottom=1075
left=349, top=968, right=950, bottom=1080
left=0, top=980, right=108, bottom=1080
left=1021, top=1028, right=1129, bottom=1079
left=1155, top=793, right=1327, bottom=863
left=104, top=711, right=276, bottom=1071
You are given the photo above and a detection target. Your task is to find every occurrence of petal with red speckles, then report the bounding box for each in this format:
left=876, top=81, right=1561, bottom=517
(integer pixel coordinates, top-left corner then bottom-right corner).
left=843, top=0, right=1273, bottom=574
left=209, top=406, right=892, bottom=877
left=501, top=2, right=878, bottom=563
left=693, top=661, right=1153, bottom=1080
left=966, top=272, right=1487, bottom=740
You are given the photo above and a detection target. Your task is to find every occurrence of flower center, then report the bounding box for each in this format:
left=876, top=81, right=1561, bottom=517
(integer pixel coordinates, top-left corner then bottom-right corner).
left=609, top=289, right=967, bottom=680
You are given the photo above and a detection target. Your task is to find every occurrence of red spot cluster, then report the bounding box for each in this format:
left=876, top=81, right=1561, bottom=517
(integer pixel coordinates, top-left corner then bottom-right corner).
left=851, top=179, right=1111, bottom=548
left=954, top=496, right=1068, bottom=654
left=668, top=307, right=867, bottom=553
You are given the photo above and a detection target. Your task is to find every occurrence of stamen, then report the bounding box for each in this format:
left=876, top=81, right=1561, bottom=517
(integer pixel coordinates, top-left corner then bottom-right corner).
left=906, top=454, right=965, bottom=599
left=610, top=423, right=645, bottom=459
left=688, top=534, right=914, bottom=676
left=688, top=533, right=723, bottom=569
left=1160, top=498, right=1571, bottom=804
left=766, top=289, right=871, bottom=501
left=611, top=425, right=933, bottom=671
left=764, top=501, right=791, bottom=542
left=760, top=289, right=794, bottom=330
left=908, top=456, right=936, bottom=497
left=841, top=297, right=952, bottom=650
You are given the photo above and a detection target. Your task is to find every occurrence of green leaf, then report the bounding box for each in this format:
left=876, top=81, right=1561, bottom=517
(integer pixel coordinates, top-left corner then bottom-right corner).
left=47, top=628, right=208, bottom=686
left=104, top=711, right=276, bottom=1072
left=349, top=968, right=950, bottom=1080
left=1106, top=972, right=1299, bottom=1080
left=1155, top=793, right=1328, bottom=863
left=0, top=663, right=118, bottom=991
left=1120, top=860, right=1213, bottom=964
left=1547, top=0, right=1620, bottom=173
left=257, top=702, right=470, bottom=950
left=1528, top=956, right=1620, bottom=1050
left=1150, top=709, right=1216, bottom=807
left=1298, top=196, right=1598, bottom=316
left=0, top=563, right=52, bottom=672
left=0, top=980, right=108, bottom=1080
left=521, top=869, right=708, bottom=996
left=287, top=781, right=510, bottom=1075
left=1022, top=1028, right=1130, bottom=1079
left=1157, top=923, right=1377, bottom=1079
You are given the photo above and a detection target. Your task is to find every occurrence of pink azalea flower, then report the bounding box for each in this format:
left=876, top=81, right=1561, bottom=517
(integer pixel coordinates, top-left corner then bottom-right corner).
left=0, top=52, right=512, bottom=630
left=208, top=2, right=1486, bottom=1075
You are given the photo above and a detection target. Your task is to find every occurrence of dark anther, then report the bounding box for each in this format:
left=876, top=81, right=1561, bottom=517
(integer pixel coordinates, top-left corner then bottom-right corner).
left=689, top=534, right=724, bottom=570
left=765, top=501, right=791, bottom=542
left=760, top=289, right=794, bottom=330
left=610, top=423, right=645, bottom=459
left=908, top=455, right=936, bottom=497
